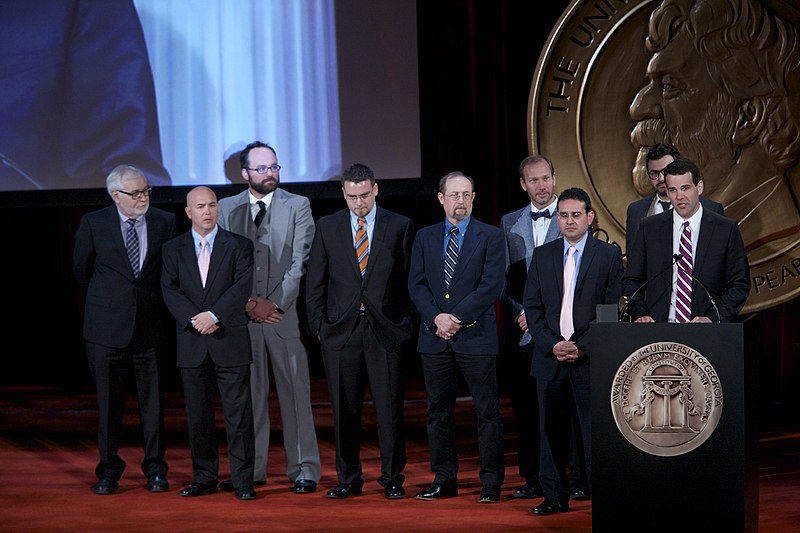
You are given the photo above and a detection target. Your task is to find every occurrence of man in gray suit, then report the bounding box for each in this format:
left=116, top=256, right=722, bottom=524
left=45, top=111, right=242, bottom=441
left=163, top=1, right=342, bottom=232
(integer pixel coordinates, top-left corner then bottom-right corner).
left=218, top=141, right=321, bottom=493
left=500, top=155, right=559, bottom=500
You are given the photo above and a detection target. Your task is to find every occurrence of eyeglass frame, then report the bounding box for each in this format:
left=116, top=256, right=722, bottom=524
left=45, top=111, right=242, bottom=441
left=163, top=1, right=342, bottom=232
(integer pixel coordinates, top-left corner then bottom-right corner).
left=443, top=192, right=474, bottom=201
left=647, top=169, right=667, bottom=181
left=116, top=187, right=153, bottom=200
left=246, top=164, right=281, bottom=175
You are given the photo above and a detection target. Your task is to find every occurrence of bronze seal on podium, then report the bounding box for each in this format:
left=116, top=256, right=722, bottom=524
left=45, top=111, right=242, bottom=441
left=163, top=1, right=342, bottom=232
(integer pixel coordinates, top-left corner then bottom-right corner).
left=610, top=341, right=723, bottom=456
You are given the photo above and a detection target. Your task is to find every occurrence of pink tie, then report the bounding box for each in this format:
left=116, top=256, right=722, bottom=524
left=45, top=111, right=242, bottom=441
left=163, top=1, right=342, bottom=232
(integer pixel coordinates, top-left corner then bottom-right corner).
left=560, top=246, right=577, bottom=340
left=198, top=238, right=210, bottom=287
left=676, top=221, right=693, bottom=323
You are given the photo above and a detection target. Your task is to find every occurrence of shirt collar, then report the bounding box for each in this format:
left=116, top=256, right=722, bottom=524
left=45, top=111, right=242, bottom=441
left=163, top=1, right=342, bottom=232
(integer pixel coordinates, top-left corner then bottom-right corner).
left=191, top=225, right=219, bottom=248
left=349, top=204, right=378, bottom=228
left=248, top=190, right=274, bottom=208
left=530, top=196, right=558, bottom=216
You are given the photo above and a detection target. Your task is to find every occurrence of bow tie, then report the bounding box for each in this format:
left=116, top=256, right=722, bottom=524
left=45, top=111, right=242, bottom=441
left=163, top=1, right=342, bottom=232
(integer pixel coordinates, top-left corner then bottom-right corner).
left=530, top=209, right=550, bottom=221
left=659, top=200, right=672, bottom=212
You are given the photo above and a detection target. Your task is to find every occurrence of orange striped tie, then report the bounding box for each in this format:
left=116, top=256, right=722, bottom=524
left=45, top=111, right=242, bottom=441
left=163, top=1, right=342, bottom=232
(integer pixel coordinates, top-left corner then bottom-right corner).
left=355, top=217, right=368, bottom=276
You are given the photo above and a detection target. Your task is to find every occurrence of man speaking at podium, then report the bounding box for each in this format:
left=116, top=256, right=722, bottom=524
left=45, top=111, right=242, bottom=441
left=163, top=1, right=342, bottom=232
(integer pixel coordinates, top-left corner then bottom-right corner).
left=623, top=158, right=750, bottom=323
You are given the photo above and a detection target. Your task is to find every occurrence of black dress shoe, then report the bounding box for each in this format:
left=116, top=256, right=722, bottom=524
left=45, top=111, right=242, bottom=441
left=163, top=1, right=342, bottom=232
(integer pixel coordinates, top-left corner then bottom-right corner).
left=570, top=488, right=591, bottom=500
left=512, top=483, right=543, bottom=499
left=478, top=484, right=501, bottom=503
left=384, top=482, right=405, bottom=499
left=235, top=485, right=256, bottom=500
left=414, top=481, right=457, bottom=500
left=92, top=477, right=118, bottom=495
left=531, top=498, right=570, bottom=515
left=147, top=474, right=169, bottom=493
left=219, top=480, right=234, bottom=492
left=179, top=481, right=219, bottom=497
left=325, top=483, right=363, bottom=499
left=292, top=479, right=317, bottom=494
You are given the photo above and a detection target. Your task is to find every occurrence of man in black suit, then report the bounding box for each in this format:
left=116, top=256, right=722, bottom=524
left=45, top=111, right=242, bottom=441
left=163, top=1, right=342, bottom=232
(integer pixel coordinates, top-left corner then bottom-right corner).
left=161, top=186, right=257, bottom=500
left=626, top=143, right=724, bottom=255
left=408, top=171, right=506, bottom=503
left=523, top=187, right=623, bottom=515
left=623, top=158, right=750, bottom=323
left=306, top=163, right=415, bottom=500
left=74, top=165, right=176, bottom=495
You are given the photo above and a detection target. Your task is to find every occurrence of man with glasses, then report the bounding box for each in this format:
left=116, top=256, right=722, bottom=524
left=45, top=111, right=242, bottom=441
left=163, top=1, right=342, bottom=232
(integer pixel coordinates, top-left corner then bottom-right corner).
left=73, top=165, right=176, bottom=495
left=306, top=163, right=415, bottom=500
left=523, top=187, right=623, bottom=515
left=625, top=143, right=723, bottom=256
left=217, top=141, right=321, bottom=493
left=408, top=171, right=506, bottom=503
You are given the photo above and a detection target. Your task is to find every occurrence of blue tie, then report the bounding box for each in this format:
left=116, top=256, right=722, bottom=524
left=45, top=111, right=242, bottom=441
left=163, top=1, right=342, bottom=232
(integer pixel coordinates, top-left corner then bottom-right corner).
left=125, top=218, right=140, bottom=277
left=531, top=209, right=550, bottom=221
left=444, top=226, right=459, bottom=289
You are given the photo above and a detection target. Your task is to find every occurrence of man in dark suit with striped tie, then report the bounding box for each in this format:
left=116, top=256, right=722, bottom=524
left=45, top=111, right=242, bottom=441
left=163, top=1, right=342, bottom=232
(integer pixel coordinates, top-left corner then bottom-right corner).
left=73, top=165, right=176, bottom=495
left=408, top=171, right=507, bottom=503
left=306, top=164, right=415, bottom=500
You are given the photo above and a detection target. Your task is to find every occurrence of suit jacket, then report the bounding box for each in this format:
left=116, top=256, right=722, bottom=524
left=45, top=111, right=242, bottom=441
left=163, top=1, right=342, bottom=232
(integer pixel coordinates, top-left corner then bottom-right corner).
left=523, top=235, right=623, bottom=377
left=306, top=206, right=415, bottom=353
left=73, top=204, right=177, bottom=349
left=218, top=188, right=315, bottom=338
left=622, top=209, right=750, bottom=322
left=408, top=218, right=506, bottom=355
left=161, top=227, right=254, bottom=368
left=625, top=194, right=724, bottom=255
left=501, top=205, right=561, bottom=345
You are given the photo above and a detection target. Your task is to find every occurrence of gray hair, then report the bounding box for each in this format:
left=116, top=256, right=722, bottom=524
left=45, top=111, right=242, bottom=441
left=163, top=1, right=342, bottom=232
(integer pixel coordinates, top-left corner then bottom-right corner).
left=106, top=165, right=147, bottom=197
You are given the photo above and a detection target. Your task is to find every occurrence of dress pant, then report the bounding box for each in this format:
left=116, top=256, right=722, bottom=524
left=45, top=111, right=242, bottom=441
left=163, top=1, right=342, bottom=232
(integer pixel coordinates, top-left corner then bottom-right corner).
left=421, top=348, right=504, bottom=487
left=181, top=354, right=254, bottom=487
left=536, top=361, right=592, bottom=502
left=247, top=322, right=321, bottom=483
left=86, top=341, right=167, bottom=481
left=509, top=344, right=540, bottom=486
left=322, top=315, right=406, bottom=487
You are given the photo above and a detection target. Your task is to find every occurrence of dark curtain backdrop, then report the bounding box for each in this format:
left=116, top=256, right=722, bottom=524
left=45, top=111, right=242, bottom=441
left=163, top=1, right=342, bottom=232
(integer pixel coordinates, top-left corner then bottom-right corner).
left=0, top=0, right=796, bottom=422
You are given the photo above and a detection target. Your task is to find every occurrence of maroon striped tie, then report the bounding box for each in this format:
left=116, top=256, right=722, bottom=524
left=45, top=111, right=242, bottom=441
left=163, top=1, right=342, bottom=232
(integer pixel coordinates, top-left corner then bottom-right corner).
left=675, top=221, right=693, bottom=322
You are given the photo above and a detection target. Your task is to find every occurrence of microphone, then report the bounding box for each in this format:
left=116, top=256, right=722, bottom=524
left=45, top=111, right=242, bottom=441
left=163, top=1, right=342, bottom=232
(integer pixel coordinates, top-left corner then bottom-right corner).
left=619, top=253, right=681, bottom=322
left=675, top=255, right=722, bottom=323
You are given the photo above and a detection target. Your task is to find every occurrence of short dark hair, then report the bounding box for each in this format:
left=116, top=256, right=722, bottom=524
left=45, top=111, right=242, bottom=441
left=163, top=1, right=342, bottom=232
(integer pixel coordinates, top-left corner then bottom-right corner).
left=662, top=157, right=701, bottom=185
left=438, top=171, right=474, bottom=193
left=518, top=154, right=554, bottom=178
left=341, top=163, right=375, bottom=186
left=558, top=187, right=592, bottom=213
left=239, top=141, right=277, bottom=169
left=646, top=143, right=680, bottom=164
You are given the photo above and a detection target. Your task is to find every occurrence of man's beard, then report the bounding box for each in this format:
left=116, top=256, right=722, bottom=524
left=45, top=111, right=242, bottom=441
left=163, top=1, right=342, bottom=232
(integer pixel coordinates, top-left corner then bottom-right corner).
left=251, top=176, right=278, bottom=195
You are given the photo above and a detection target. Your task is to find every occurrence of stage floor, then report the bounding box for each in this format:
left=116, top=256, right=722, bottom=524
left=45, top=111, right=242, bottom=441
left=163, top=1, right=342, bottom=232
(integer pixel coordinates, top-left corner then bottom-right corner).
left=0, top=379, right=796, bottom=532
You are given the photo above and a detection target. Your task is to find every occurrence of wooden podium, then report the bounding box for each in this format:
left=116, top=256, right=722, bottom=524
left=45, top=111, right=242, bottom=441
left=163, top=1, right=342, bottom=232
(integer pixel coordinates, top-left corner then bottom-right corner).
left=588, top=323, right=757, bottom=532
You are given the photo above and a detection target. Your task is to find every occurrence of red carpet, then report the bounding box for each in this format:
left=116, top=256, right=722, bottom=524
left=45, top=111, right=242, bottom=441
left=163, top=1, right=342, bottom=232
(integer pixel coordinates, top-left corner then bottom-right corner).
left=0, top=380, right=796, bottom=532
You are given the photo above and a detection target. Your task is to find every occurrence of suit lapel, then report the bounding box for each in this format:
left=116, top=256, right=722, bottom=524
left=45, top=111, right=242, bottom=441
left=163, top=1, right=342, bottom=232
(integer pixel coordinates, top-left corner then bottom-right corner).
left=269, top=189, right=290, bottom=265
left=510, top=209, right=535, bottom=269
left=336, top=210, right=363, bottom=281
left=449, top=220, right=480, bottom=287
left=544, top=210, right=561, bottom=244
left=108, top=206, right=137, bottom=280
left=205, top=227, right=230, bottom=292
left=364, top=208, right=387, bottom=283
left=552, top=239, right=565, bottom=295
left=575, top=236, right=597, bottom=291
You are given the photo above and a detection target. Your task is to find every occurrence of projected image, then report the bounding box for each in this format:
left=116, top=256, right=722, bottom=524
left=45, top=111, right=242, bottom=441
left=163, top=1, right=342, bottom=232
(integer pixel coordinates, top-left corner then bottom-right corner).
left=0, top=0, right=419, bottom=192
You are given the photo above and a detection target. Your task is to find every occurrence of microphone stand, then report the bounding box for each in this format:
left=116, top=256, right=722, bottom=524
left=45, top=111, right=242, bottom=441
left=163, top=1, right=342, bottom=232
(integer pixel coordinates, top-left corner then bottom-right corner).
left=619, top=253, right=681, bottom=322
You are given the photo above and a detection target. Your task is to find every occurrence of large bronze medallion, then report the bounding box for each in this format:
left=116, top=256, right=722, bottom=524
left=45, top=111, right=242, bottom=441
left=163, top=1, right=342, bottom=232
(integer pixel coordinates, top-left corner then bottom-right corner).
left=529, top=0, right=800, bottom=312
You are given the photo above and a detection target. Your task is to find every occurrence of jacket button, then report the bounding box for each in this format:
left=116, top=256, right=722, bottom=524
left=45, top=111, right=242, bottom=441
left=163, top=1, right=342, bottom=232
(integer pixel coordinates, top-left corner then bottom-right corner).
left=444, top=293, right=450, bottom=299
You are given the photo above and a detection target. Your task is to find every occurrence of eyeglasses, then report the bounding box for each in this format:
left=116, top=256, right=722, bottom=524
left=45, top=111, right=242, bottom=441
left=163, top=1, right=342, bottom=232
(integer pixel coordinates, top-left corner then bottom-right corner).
left=647, top=169, right=665, bottom=181
left=444, top=192, right=473, bottom=201
left=247, top=164, right=281, bottom=175
left=116, top=187, right=152, bottom=200
left=557, top=211, right=586, bottom=220
left=345, top=192, right=373, bottom=202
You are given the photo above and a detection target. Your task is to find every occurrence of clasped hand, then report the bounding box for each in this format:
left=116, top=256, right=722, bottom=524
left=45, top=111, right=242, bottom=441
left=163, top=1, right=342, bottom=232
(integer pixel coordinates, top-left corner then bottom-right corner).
left=245, top=296, right=284, bottom=324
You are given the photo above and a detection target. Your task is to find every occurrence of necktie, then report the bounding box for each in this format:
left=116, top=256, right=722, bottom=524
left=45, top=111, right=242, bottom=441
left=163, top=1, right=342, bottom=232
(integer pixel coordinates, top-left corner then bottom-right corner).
left=659, top=200, right=672, bottom=213
left=125, top=218, right=140, bottom=277
left=254, top=200, right=266, bottom=228
left=444, top=226, right=459, bottom=289
left=198, top=238, right=210, bottom=288
left=531, top=209, right=550, bottom=221
left=355, top=217, right=369, bottom=277
left=676, top=221, right=693, bottom=323
left=560, top=246, right=577, bottom=340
